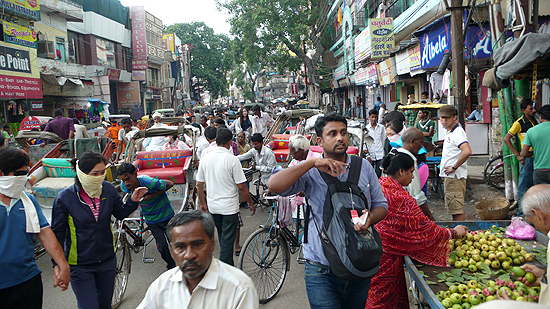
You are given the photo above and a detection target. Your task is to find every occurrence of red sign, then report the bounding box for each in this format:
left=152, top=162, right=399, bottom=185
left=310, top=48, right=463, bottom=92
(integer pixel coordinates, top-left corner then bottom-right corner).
left=20, top=116, right=41, bottom=130
left=31, top=101, right=42, bottom=111
left=0, top=74, right=42, bottom=98
left=131, top=6, right=147, bottom=70
left=107, top=68, right=121, bottom=80
left=291, top=83, right=298, bottom=97
left=117, top=82, right=141, bottom=108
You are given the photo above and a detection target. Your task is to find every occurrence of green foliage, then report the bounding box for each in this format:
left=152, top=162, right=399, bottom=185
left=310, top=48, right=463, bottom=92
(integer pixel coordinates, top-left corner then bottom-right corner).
left=166, top=22, right=232, bottom=100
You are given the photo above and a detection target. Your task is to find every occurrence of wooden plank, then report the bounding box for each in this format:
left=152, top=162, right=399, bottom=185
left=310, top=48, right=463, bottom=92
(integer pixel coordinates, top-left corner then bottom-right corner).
left=405, top=256, right=445, bottom=309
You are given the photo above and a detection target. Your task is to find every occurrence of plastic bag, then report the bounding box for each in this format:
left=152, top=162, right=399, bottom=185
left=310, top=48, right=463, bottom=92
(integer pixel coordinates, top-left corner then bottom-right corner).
left=505, top=217, right=536, bottom=240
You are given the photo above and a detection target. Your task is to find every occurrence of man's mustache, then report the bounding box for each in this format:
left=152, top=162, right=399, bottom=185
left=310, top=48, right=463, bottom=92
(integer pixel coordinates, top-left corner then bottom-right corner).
left=181, top=260, right=200, bottom=269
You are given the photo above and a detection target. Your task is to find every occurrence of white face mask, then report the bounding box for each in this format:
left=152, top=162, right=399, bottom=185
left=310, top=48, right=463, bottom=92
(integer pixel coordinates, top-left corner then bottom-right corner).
left=0, top=175, right=28, bottom=199
left=388, top=134, right=400, bottom=143
left=76, top=164, right=105, bottom=199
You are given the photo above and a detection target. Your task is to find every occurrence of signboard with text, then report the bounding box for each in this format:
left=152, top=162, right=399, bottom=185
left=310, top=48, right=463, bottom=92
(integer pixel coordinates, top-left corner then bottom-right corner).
left=377, top=58, right=396, bottom=86
left=132, top=70, right=146, bottom=81
left=0, top=41, right=41, bottom=98
left=408, top=45, right=421, bottom=72
left=419, top=17, right=451, bottom=69
left=117, top=82, right=141, bottom=108
left=0, top=0, right=40, bottom=21
left=370, top=18, right=394, bottom=58
left=107, top=68, right=121, bottom=80
left=131, top=6, right=147, bottom=70
left=291, top=83, right=298, bottom=97
left=3, top=21, right=36, bottom=48
left=354, top=27, right=371, bottom=63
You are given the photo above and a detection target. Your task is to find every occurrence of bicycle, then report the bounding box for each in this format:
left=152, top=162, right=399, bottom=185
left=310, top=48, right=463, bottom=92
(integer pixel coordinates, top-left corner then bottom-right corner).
left=111, top=209, right=156, bottom=308
left=243, top=168, right=271, bottom=210
left=238, top=194, right=305, bottom=304
left=484, top=153, right=514, bottom=189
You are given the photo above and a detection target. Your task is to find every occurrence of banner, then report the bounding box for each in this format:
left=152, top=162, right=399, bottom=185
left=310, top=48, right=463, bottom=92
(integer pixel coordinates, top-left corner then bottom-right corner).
left=0, top=41, right=41, bottom=98
left=370, top=18, right=394, bottom=58
left=163, top=33, right=175, bottom=52
left=3, top=21, right=36, bottom=48
left=408, top=45, right=421, bottom=72
left=117, top=82, right=141, bottom=108
left=354, top=27, right=371, bottom=63
left=377, top=58, right=396, bottom=86
left=395, top=49, right=410, bottom=75
left=131, top=6, right=147, bottom=70
left=418, top=17, right=451, bottom=69
left=367, top=63, right=378, bottom=84
left=0, top=0, right=40, bottom=20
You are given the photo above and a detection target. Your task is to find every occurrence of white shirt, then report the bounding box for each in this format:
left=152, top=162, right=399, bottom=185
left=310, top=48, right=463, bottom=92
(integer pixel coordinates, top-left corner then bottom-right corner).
left=237, top=146, right=277, bottom=184
left=118, top=126, right=139, bottom=145
left=398, top=148, right=428, bottom=206
left=74, top=124, right=89, bottom=139
left=378, top=107, right=386, bottom=123
left=197, top=147, right=247, bottom=215
left=251, top=112, right=274, bottom=137
left=196, top=136, right=211, bottom=159
left=366, top=123, right=386, bottom=161
left=145, top=123, right=170, bottom=152
left=137, top=259, right=259, bottom=309
left=200, top=142, right=218, bottom=160
left=440, top=124, right=469, bottom=179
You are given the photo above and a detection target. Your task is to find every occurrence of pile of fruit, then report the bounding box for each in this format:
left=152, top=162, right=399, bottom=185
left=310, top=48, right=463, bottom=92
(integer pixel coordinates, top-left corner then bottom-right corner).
left=433, top=228, right=543, bottom=308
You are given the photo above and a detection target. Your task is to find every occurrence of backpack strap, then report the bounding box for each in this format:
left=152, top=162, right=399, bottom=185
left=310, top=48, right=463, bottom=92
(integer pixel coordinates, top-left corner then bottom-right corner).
left=318, top=155, right=362, bottom=186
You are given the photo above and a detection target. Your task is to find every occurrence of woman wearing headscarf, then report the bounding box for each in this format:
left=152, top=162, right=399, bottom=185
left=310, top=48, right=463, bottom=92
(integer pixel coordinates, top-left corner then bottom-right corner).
left=51, top=151, right=147, bottom=309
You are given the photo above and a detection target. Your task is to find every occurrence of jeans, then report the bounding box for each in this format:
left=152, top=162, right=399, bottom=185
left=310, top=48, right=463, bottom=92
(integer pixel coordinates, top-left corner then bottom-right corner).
left=148, top=219, right=176, bottom=269
left=70, top=256, right=116, bottom=309
left=534, top=169, right=550, bottom=185
left=0, top=273, right=42, bottom=309
left=517, top=156, right=534, bottom=216
left=212, top=213, right=239, bottom=266
left=304, top=261, right=371, bottom=309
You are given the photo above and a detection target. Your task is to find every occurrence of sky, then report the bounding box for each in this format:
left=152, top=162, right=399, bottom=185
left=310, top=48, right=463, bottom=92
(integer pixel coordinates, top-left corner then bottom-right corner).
left=119, top=0, right=232, bottom=35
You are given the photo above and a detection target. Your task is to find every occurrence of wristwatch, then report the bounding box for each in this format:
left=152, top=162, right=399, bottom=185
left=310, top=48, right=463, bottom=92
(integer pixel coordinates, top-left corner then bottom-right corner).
left=452, top=166, right=458, bottom=170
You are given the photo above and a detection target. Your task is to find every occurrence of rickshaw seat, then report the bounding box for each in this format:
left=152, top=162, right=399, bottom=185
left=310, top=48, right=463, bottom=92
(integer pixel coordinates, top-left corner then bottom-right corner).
left=134, top=149, right=193, bottom=184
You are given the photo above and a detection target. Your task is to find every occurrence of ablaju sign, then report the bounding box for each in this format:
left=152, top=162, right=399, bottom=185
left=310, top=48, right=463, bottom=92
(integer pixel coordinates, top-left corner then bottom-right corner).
left=131, top=6, right=147, bottom=70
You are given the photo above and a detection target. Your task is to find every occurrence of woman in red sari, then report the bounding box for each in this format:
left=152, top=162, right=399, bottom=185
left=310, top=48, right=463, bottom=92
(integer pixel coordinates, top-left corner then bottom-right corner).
left=366, top=150, right=468, bottom=309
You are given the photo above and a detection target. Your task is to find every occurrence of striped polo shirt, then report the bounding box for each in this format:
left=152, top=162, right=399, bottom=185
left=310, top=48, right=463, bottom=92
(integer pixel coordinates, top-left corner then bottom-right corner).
left=121, top=176, right=174, bottom=224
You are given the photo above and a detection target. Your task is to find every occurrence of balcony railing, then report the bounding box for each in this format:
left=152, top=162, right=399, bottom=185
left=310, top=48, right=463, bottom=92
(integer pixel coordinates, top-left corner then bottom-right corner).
left=384, top=0, right=416, bottom=18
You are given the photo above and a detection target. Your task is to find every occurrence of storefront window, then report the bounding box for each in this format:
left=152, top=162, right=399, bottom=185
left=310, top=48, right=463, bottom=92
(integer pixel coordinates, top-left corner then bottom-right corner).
left=96, top=38, right=116, bottom=68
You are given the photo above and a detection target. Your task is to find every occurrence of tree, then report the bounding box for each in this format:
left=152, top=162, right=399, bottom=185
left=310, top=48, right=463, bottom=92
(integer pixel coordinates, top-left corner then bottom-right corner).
left=219, top=0, right=331, bottom=107
left=166, top=22, right=232, bottom=101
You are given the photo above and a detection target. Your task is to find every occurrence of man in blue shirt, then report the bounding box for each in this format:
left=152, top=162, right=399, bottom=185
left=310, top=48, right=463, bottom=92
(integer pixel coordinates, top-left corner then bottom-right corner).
left=117, top=163, right=176, bottom=269
left=374, top=96, right=384, bottom=112
left=0, top=147, right=70, bottom=308
left=268, top=112, right=388, bottom=308
left=467, top=105, right=483, bottom=122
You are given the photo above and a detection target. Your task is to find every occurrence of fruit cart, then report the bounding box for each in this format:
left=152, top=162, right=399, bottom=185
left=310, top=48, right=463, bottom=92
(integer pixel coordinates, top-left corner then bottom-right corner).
left=405, top=220, right=548, bottom=308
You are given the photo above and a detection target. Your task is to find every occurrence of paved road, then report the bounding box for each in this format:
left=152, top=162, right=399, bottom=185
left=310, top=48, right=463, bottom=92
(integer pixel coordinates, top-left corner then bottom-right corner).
left=38, top=203, right=310, bottom=309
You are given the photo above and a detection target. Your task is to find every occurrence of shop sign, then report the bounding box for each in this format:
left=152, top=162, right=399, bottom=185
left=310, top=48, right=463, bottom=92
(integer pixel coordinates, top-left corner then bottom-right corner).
left=117, top=82, right=141, bottom=108
left=132, top=70, right=146, bottom=81
left=163, top=33, right=175, bottom=52
left=58, top=97, right=90, bottom=109
left=0, top=41, right=41, bottom=99
left=465, top=26, right=513, bottom=60
left=290, top=83, right=298, bottom=97
left=0, top=0, right=40, bottom=21
left=377, top=58, right=396, bottom=86
left=349, top=74, right=355, bottom=84
left=151, top=94, right=162, bottom=99
left=367, top=63, right=378, bottom=84
left=395, top=49, right=410, bottom=75
left=107, top=68, right=121, bottom=80
left=30, top=101, right=42, bottom=111
left=354, top=27, right=371, bottom=63
left=3, top=21, right=36, bottom=48
left=419, top=17, right=451, bottom=69
left=355, top=67, right=369, bottom=85
left=370, top=18, right=394, bottom=58
left=408, top=45, right=421, bottom=72
left=333, top=65, right=346, bottom=80
left=20, top=115, right=41, bottom=130
left=131, top=6, right=147, bottom=70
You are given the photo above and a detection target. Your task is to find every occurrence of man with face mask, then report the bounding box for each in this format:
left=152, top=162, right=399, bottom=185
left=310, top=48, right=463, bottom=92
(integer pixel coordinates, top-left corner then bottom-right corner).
left=0, top=147, right=71, bottom=308
left=137, top=210, right=259, bottom=309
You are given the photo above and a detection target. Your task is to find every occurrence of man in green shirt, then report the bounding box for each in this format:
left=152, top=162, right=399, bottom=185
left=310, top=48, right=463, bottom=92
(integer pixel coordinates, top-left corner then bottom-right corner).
left=521, top=105, right=550, bottom=185
left=415, top=109, right=435, bottom=143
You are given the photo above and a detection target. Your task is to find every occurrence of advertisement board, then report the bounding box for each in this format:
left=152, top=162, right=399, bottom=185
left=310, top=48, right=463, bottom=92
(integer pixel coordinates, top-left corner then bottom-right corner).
left=132, top=70, right=146, bottom=81
left=377, top=58, right=396, bottom=86
left=355, top=67, right=369, bottom=85
left=131, top=6, right=147, bottom=70
left=0, top=41, right=41, bottom=98
left=0, top=0, right=40, bottom=20
left=163, top=33, right=175, bottom=52
left=117, top=82, right=141, bottom=108
left=418, top=17, right=451, bottom=69
left=354, top=27, right=371, bottom=63
left=395, top=48, right=410, bottom=75
left=3, top=21, right=36, bottom=48
left=334, top=65, right=346, bottom=80
left=408, top=45, right=421, bottom=72
left=370, top=18, right=394, bottom=58
left=367, top=63, right=378, bottom=84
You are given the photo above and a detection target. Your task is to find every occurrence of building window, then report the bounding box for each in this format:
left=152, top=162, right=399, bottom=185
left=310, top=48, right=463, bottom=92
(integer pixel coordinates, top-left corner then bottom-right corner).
left=55, top=37, right=66, bottom=62
left=67, top=32, right=79, bottom=64
left=96, top=37, right=116, bottom=68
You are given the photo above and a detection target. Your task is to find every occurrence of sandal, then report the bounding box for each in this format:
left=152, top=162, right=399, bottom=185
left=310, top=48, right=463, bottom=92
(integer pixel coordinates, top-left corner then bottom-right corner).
left=235, top=248, right=242, bottom=256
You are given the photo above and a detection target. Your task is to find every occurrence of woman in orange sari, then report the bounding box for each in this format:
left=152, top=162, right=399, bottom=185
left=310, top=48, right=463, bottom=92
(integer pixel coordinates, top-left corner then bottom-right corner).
left=366, top=150, right=468, bottom=309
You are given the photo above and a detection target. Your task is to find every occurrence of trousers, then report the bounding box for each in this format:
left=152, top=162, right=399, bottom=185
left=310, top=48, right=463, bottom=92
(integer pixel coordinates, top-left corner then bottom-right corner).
left=212, top=213, right=239, bottom=266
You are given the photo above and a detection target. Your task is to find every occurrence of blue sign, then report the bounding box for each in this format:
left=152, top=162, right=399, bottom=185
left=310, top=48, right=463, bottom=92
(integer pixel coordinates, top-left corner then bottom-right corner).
left=466, top=25, right=515, bottom=59
left=418, top=17, right=451, bottom=69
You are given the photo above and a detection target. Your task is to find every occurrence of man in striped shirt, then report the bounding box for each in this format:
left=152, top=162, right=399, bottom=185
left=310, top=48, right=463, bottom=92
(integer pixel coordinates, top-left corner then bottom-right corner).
left=117, top=163, right=176, bottom=269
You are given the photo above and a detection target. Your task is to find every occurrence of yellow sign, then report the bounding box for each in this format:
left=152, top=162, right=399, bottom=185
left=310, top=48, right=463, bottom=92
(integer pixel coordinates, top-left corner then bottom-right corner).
left=3, top=21, right=36, bottom=48
left=370, top=18, right=394, bottom=58
left=0, top=0, right=40, bottom=21
left=163, top=33, right=175, bottom=52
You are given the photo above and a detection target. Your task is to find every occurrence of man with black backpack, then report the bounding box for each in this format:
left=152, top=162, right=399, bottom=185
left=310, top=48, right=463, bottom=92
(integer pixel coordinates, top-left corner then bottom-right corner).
left=268, top=113, right=388, bottom=309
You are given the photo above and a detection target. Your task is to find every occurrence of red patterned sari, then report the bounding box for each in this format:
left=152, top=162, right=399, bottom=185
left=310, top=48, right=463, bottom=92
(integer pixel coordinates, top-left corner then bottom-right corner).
left=366, top=177, right=452, bottom=309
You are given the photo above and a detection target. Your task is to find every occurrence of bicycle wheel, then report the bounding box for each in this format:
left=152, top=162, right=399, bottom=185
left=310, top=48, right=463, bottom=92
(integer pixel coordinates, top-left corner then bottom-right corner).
left=112, top=240, right=131, bottom=308
left=484, top=155, right=503, bottom=187
left=487, top=163, right=505, bottom=189
left=238, top=228, right=289, bottom=304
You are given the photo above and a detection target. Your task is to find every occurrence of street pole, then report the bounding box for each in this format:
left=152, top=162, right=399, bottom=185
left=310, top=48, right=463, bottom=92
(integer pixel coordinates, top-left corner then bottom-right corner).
left=451, top=0, right=466, bottom=127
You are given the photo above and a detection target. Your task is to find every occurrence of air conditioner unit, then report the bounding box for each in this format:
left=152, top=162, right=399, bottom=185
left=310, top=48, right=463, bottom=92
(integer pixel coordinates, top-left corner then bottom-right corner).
left=37, top=41, right=55, bottom=59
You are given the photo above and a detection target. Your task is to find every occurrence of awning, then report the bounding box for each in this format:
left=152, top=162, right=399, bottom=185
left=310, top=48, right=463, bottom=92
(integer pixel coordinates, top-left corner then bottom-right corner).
left=41, top=75, right=85, bottom=89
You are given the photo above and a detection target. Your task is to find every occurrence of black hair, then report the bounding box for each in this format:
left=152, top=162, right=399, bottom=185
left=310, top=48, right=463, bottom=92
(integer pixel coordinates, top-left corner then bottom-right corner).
left=0, top=147, right=30, bottom=175
left=72, top=118, right=80, bottom=125
left=368, top=109, right=378, bottom=116
left=190, top=122, right=201, bottom=130
left=238, top=107, right=249, bottom=128
left=213, top=118, right=225, bottom=126
left=422, top=91, right=429, bottom=96
left=380, top=150, right=415, bottom=176
left=200, top=115, right=207, bottom=121
left=120, top=118, right=132, bottom=126
left=314, top=112, right=347, bottom=137
left=520, top=101, right=533, bottom=111
left=216, top=127, right=233, bottom=145
left=2, top=125, right=9, bottom=130
left=40, top=124, right=46, bottom=131
left=117, top=162, right=136, bottom=175
left=377, top=97, right=381, bottom=101
left=167, top=210, right=215, bottom=240
left=54, top=109, right=63, bottom=117
left=204, top=126, right=217, bottom=140
left=386, top=119, right=404, bottom=134
left=252, top=104, right=261, bottom=112
left=71, top=151, right=107, bottom=188
left=250, top=133, right=264, bottom=144
left=394, top=103, right=403, bottom=111
left=382, top=111, right=405, bottom=125
left=538, top=105, right=550, bottom=120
